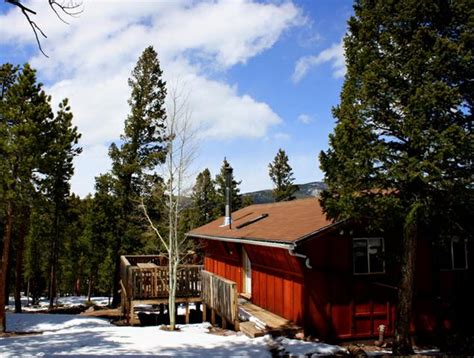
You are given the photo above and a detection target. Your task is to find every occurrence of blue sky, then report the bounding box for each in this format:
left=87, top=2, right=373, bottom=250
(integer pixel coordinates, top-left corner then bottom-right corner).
left=0, top=0, right=353, bottom=196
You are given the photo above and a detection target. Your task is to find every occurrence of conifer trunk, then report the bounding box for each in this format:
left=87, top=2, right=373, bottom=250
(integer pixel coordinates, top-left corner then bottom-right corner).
left=87, top=273, right=93, bottom=302
left=0, top=200, right=14, bottom=332
left=393, top=204, right=420, bottom=355
left=112, top=246, right=121, bottom=308
left=49, top=205, right=60, bottom=309
left=75, top=278, right=81, bottom=296
left=14, top=210, right=28, bottom=313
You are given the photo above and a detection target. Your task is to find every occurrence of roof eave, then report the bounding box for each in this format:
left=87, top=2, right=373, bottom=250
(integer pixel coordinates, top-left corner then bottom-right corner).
left=293, top=219, right=348, bottom=246
left=185, top=233, right=294, bottom=249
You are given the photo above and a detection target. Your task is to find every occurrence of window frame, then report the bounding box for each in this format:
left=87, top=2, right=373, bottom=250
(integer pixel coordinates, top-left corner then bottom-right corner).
left=353, top=237, right=385, bottom=275
left=440, top=237, right=468, bottom=271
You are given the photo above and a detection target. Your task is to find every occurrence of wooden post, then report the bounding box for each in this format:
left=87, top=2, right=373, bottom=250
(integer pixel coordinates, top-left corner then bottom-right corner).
left=202, top=303, right=207, bottom=322
left=234, top=320, right=240, bottom=331
left=130, top=301, right=136, bottom=325
left=185, top=302, right=190, bottom=324
left=211, top=308, right=216, bottom=325
left=222, top=316, right=227, bottom=329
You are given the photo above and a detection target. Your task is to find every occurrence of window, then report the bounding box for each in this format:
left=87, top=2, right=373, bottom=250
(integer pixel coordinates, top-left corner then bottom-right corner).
left=353, top=237, right=385, bottom=274
left=439, top=237, right=468, bottom=270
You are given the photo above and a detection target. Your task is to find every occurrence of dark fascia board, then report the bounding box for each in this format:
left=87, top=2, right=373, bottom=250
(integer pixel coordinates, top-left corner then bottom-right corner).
left=185, top=233, right=294, bottom=249
left=293, top=219, right=347, bottom=247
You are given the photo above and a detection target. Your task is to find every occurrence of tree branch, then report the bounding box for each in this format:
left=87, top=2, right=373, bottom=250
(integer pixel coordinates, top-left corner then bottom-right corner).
left=21, top=7, right=49, bottom=58
left=5, top=0, right=83, bottom=57
left=48, top=0, right=83, bottom=24
left=140, top=198, right=169, bottom=253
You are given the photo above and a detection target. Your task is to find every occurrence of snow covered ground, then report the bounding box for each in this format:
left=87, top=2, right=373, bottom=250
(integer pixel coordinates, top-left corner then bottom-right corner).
left=1, top=313, right=348, bottom=357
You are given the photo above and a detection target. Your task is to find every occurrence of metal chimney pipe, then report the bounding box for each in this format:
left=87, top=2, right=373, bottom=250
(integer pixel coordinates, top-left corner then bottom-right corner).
left=223, top=161, right=233, bottom=228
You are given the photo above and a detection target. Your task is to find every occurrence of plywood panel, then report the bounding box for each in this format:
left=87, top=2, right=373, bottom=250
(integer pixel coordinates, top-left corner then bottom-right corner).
left=331, top=304, right=352, bottom=337
left=355, top=318, right=371, bottom=336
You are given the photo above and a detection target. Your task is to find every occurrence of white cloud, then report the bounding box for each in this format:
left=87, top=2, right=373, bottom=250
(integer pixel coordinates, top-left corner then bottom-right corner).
left=71, top=144, right=112, bottom=197
left=0, top=0, right=304, bottom=196
left=297, top=113, right=312, bottom=124
left=292, top=40, right=346, bottom=83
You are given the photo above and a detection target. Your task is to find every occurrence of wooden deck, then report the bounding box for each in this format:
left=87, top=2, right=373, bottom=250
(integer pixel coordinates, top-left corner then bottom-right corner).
left=120, top=255, right=203, bottom=325
left=120, top=257, right=301, bottom=335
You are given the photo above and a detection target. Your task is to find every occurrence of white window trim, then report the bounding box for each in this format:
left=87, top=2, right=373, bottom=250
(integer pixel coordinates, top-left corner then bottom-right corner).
left=353, top=237, right=385, bottom=275
left=441, top=238, right=468, bottom=271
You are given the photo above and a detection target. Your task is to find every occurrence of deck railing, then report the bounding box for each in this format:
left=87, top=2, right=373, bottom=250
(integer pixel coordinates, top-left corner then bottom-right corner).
left=120, top=255, right=202, bottom=300
left=201, top=270, right=238, bottom=324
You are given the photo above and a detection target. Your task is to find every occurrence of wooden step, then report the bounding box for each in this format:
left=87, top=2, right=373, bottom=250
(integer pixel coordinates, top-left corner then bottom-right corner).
left=239, top=301, right=300, bottom=331
left=238, top=301, right=302, bottom=337
left=239, top=321, right=265, bottom=338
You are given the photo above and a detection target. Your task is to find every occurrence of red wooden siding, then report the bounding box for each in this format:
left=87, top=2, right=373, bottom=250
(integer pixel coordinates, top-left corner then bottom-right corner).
left=300, top=233, right=397, bottom=339
left=200, top=234, right=473, bottom=341
left=203, top=240, right=242, bottom=292
left=243, top=245, right=305, bottom=326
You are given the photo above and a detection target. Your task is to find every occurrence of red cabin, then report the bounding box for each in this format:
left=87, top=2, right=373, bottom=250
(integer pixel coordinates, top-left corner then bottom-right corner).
left=187, top=198, right=472, bottom=341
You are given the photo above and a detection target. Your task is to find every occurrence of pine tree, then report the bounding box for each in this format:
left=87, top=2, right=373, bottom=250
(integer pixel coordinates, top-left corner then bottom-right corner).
left=268, top=149, right=298, bottom=202
left=319, top=1, right=473, bottom=354
left=91, top=174, right=120, bottom=299
left=24, top=203, right=50, bottom=305
left=40, top=98, right=82, bottom=308
left=108, top=46, right=167, bottom=306
left=59, top=194, right=88, bottom=297
left=215, top=159, right=242, bottom=215
left=191, top=169, right=219, bottom=227
left=0, top=64, right=53, bottom=331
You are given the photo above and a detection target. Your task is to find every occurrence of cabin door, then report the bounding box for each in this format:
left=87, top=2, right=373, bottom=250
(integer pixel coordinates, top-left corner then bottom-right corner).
left=242, top=248, right=252, bottom=296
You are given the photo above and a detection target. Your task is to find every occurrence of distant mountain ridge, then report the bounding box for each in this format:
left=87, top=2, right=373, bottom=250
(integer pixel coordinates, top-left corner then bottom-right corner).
left=242, top=181, right=326, bottom=204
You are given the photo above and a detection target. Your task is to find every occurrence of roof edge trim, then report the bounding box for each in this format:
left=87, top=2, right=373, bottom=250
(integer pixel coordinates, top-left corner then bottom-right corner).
left=186, top=233, right=293, bottom=249
left=293, top=219, right=348, bottom=245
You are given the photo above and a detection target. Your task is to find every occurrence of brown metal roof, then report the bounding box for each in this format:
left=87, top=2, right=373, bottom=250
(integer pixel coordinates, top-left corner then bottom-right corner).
left=187, top=198, right=337, bottom=244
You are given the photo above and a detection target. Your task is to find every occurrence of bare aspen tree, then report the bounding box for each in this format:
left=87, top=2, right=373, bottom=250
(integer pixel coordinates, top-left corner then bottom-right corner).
left=141, top=82, right=197, bottom=331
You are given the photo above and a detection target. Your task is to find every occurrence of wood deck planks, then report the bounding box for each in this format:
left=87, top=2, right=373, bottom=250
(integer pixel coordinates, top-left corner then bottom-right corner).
left=238, top=301, right=302, bottom=337
left=239, top=321, right=266, bottom=338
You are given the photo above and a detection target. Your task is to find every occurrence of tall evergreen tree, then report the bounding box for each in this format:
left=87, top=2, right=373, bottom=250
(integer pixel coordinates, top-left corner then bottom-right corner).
left=108, top=46, right=167, bottom=306
left=319, top=0, right=473, bottom=354
left=40, top=98, right=82, bottom=308
left=191, top=169, right=219, bottom=227
left=0, top=64, right=53, bottom=331
left=91, top=174, right=119, bottom=298
left=58, top=194, right=87, bottom=297
left=24, top=203, right=50, bottom=305
left=215, top=158, right=242, bottom=215
left=268, top=149, right=298, bottom=202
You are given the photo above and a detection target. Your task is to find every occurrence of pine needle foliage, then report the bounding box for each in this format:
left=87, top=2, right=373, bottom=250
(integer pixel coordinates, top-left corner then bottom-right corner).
left=268, top=148, right=298, bottom=202
left=320, top=0, right=473, bottom=354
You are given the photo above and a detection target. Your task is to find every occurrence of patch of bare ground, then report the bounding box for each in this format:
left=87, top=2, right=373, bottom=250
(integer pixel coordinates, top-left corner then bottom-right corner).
left=0, top=331, right=43, bottom=337
left=47, top=305, right=87, bottom=314
left=80, top=307, right=121, bottom=319
left=207, top=326, right=238, bottom=336
left=158, top=325, right=182, bottom=332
